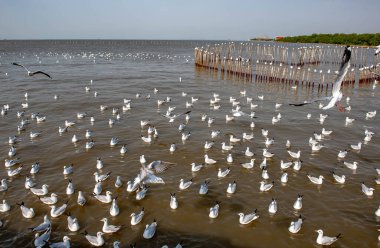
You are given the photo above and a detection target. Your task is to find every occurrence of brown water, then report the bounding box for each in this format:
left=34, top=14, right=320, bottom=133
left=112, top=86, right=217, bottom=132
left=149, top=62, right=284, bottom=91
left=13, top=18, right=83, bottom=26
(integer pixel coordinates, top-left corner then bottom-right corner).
left=0, top=40, right=379, bottom=248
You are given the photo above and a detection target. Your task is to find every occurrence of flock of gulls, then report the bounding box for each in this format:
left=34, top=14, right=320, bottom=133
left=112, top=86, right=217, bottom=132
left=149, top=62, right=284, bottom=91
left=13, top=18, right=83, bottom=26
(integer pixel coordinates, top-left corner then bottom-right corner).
left=0, top=43, right=379, bottom=248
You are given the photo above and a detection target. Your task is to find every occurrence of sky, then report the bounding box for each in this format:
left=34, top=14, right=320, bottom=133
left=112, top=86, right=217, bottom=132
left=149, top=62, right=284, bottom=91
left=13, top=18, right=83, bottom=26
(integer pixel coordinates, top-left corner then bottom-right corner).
left=0, top=0, right=379, bottom=40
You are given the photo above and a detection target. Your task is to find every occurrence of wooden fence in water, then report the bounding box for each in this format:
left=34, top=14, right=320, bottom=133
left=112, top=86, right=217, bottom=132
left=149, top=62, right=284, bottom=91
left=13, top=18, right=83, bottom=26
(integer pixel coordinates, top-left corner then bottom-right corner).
left=194, top=42, right=380, bottom=88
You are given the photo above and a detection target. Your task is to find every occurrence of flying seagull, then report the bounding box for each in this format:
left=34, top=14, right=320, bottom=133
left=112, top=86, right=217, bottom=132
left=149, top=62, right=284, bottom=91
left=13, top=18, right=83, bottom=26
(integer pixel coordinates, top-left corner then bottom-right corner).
left=289, top=46, right=351, bottom=110
left=12, top=63, right=52, bottom=79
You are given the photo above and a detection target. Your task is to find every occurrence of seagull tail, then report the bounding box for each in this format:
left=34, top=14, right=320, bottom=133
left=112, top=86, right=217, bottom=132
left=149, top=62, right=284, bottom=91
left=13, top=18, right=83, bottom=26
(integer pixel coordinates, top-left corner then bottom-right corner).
left=336, top=233, right=342, bottom=239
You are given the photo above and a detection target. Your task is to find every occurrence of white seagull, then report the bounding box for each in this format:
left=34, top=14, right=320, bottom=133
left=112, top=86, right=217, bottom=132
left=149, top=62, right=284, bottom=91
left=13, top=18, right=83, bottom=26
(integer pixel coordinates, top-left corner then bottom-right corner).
left=315, top=229, right=341, bottom=246
left=288, top=215, right=304, bottom=234
left=238, top=210, right=259, bottom=224
left=143, top=219, right=157, bottom=239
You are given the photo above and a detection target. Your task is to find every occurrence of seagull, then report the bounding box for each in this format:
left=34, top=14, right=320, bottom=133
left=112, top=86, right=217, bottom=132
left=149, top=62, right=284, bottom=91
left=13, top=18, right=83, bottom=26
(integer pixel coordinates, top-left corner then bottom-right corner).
left=245, top=147, right=254, bottom=157
left=199, top=180, right=210, bottom=195
left=115, top=176, right=123, bottom=188
left=66, top=179, right=74, bottom=195
left=130, top=207, right=144, bottom=225
left=260, top=181, right=274, bottom=192
left=110, top=197, right=120, bottom=216
left=331, top=171, right=346, bottom=184
left=345, top=116, right=355, bottom=125
left=50, top=202, right=68, bottom=217
left=29, top=162, right=41, bottom=174
left=101, top=217, right=121, bottom=233
left=136, top=185, right=149, bottom=200
left=86, top=140, right=95, bottom=149
left=39, top=193, right=58, bottom=205
left=34, top=228, right=51, bottom=248
left=120, top=144, right=127, bottom=154
left=338, top=150, right=348, bottom=159
left=18, top=201, right=35, bottom=218
left=143, top=219, right=157, bottom=239
left=226, top=181, right=237, bottom=194
left=311, top=143, right=325, bottom=152
left=209, top=201, right=221, bottom=218
left=7, top=164, right=23, bottom=177
left=229, top=134, right=241, bottom=143
left=350, top=142, right=362, bottom=151
left=281, top=172, right=288, bottom=183
left=293, top=194, right=303, bottom=210
left=288, top=215, right=304, bottom=234
left=94, top=171, right=111, bottom=182
left=0, top=199, right=10, bottom=212
left=0, top=179, right=8, bottom=191
left=241, top=159, right=255, bottom=169
left=191, top=162, right=203, bottom=172
left=4, top=158, right=20, bottom=168
left=83, top=231, right=104, bottom=247
left=63, top=164, right=74, bottom=175
left=67, top=212, right=80, bottom=232
left=362, top=182, right=374, bottom=196
left=307, top=174, right=324, bottom=185
left=218, top=167, right=230, bottom=178
left=344, top=161, right=358, bottom=170
left=268, top=198, right=277, bottom=214
left=93, top=191, right=112, bottom=203
left=204, top=141, right=214, bottom=150
left=288, top=150, right=301, bottom=159
left=31, top=184, right=49, bottom=196
left=263, top=148, right=274, bottom=158
left=243, top=132, right=254, bottom=140
left=315, top=229, right=341, bottom=246
left=289, top=46, right=351, bottom=110
left=25, top=175, right=36, bottom=189
left=48, top=236, right=71, bottom=248
left=204, top=154, right=217, bottom=164
left=280, top=160, right=293, bottom=170
left=293, top=160, right=303, bottom=171
left=170, top=193, right=178, bottom=209
left=237, top=210, right=259, bottom=224
left=261, top=167, right=269, bottom=179
left=179, top=178, right=193, bottom=190
left=93, top=181, right=102, bottom=195
left=12, top=62, right=52, bottom=78
left=29, top=214, right=51, bottom=232
left=221, top=142, right=233, bottom=151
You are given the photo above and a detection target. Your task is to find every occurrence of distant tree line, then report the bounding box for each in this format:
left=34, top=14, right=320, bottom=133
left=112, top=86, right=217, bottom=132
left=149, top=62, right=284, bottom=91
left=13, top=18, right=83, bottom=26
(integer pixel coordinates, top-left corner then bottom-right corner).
left=278, top=33, right=380, bottom=46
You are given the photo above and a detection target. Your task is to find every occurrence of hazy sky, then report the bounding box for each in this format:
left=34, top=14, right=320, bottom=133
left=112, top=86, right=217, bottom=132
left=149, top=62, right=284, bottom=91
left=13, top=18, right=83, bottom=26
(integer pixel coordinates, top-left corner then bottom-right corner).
left=0, top=0, right=379, bottom=40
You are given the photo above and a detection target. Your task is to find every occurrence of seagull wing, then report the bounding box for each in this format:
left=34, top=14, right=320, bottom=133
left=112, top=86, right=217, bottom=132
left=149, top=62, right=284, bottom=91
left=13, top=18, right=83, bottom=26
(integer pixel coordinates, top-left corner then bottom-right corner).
left=148, top=160, right=176, bottom=173
left=30, top=71, right=52, bottom=79
left=289, top=97, right=330, bottom=107
left=143, top=171, right=165, bottom=184
left=331, top=47, right=351, bottom=98
left=12, top=62, right=29, bottom=72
